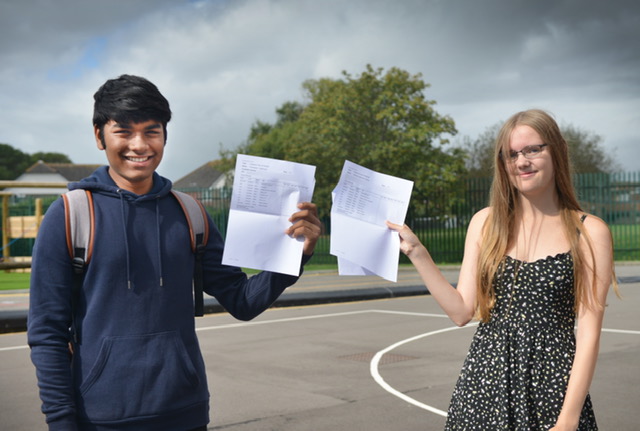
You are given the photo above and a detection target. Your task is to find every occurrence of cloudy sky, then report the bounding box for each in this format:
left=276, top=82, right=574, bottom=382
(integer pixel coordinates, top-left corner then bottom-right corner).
left=1, top=0, right=638, bottom=180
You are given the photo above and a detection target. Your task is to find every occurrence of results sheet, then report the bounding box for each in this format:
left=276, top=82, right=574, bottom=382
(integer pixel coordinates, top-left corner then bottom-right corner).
left=222, top=154, right=316, bottom=276
left=330, top=160, right=413, bottom=282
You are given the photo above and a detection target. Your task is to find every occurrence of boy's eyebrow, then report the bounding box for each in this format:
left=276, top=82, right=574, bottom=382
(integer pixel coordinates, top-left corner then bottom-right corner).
left=111, top=122, right=133, bottom=130
left=111, top=122, right=162, bottom=130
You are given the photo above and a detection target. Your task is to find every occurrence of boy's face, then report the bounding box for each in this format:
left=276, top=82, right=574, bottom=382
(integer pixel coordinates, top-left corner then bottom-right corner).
left=95, top=119, right=165, bottom=195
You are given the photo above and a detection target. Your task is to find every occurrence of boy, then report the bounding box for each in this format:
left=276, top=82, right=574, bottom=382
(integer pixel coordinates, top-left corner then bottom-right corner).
left=28, top=74, right=322, bottom=431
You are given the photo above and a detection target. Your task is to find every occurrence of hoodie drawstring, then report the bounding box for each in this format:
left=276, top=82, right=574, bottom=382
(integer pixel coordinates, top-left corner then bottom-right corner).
left=118, top=192, right=165, bottom=289
left=118, top=191, right=133, bottom=290
left=156, top=199, right=163, bottom=287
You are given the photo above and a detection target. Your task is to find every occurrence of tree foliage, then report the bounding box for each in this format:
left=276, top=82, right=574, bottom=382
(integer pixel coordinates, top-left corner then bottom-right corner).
left=561, top=124, right=619, bottom=173
left=0, top=143, right=73, bottom=180
left=30, top=152, right=72, bottom=164
left=460, top=123, right=502, bottom=179
left=226, top=65, right=466, bottom=217
left=461, top=121, right=620, bottom=177
left=0, top=143, right=30, bottom=180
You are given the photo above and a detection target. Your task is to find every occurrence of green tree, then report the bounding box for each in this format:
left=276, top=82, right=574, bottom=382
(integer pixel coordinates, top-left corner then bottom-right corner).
left=460, top=123, right=502, bottom=178
left=561, top=124, right=619, bottom=173
left=0, top=143, right=31, bottom=180
left=461, top=122, right=620, bottom=177
left=0, top=143, right=74, bottom=180
left=228, top=65, right=465, bottom=217
left=30, top=152, right=72, bottom=164
left=239, top=101, right=305, bottom=162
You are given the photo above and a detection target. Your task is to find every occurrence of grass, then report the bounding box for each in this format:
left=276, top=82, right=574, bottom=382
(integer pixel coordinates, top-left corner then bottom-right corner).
left=2, top=224, right=637, bottom=291
left=0, top=272, right=30, bottom=291
left=611, top=224, right=640, bottom=261
left=0, top=263, right=341, bottom=291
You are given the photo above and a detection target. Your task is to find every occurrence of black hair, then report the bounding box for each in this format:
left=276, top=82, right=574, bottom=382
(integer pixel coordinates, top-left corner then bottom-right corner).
left=93, top=74, right=172, bottom=145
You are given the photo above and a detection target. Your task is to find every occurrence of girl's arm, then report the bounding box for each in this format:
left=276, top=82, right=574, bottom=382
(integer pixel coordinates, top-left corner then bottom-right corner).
left=551, top=215, right=614, bottom=430
left=387, top=207, right=489, bottom=326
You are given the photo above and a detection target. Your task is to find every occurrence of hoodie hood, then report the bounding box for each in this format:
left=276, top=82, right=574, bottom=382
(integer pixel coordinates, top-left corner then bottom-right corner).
left=68, top=165, right=173, bottom=200
left=67, top=165, right=174, bottom=289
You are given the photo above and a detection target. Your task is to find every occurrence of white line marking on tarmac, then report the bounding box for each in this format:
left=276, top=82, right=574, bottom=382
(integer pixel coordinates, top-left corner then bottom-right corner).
left=2, top=310, right=437, bottom=350
left=195, top=309, right=448, bottom=332
left=601, top=328, right=640, bottom=335
left=196, top=310, right=374, bottom=331
left=2, top=308, right=638, bottom=354
left=0, top=345, right=29, bottom=352
left=368, top=309, right=451, bottom=319
left=368, top=323, right=640, bottom=417
left=369, top=323, right=478, bottom=417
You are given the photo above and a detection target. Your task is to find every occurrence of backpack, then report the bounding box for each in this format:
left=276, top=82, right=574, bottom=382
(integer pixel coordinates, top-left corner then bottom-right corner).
left=62, top=189, right=210, bottom=343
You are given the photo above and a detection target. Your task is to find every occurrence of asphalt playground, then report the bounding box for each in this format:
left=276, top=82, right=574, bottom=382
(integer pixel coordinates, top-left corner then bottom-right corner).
left=1, top=264, right=639, bottom=430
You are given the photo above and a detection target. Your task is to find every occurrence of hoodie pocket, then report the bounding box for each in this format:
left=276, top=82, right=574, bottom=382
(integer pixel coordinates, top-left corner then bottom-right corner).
left=78, top=331, right=201, bottom=421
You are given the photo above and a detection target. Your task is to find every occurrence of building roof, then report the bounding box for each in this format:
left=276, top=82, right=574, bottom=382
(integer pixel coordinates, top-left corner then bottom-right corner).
left=173, top=161, right=225, bottom=189
left=25, top=161, right=102, bottom=181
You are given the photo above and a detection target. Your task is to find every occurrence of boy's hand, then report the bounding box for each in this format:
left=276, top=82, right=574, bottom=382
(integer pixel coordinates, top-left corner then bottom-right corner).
left=286, top=202, right=323, bottom=255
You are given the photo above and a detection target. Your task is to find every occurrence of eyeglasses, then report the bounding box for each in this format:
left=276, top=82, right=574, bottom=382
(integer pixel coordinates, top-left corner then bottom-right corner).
left=502, top=144, right=548, bottom=162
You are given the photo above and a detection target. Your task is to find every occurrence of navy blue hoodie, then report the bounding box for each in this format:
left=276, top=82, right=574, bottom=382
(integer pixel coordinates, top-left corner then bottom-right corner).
left=28, top=167, right=307, bottom=430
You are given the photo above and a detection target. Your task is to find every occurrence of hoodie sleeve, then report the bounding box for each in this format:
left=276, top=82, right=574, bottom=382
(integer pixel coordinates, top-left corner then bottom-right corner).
left=202, top=215, right=310, bottom=321
left=27, top=199, right=80, bottom=431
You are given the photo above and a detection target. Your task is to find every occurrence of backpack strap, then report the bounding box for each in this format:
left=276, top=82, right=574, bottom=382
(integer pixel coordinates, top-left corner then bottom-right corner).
left=171, top=190, right=210, bottom=316
left=62, top=189, right=95, bottom=344
left=62, top=189, right=210, bottom=340
left=63, top=190, right=95, bottom=269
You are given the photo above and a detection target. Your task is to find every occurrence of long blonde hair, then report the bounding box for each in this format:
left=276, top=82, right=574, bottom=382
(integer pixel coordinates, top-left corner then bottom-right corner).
left=475, top=109, right=613, bottom=322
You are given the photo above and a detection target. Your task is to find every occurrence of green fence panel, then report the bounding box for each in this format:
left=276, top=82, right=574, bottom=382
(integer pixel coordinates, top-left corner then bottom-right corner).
left=405, top=172, right=640, bottom=264
left=2, top=173, right=639, bottom=263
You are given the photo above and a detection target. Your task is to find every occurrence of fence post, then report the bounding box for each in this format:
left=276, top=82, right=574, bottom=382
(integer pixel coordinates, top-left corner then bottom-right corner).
left=2, top=195, right=9, bottom=259
left=35, top=198, right=43, bottom=230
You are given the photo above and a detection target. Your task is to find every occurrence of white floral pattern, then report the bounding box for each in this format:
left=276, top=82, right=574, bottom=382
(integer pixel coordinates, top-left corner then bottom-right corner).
left=445, top=253, right=597, bottom=430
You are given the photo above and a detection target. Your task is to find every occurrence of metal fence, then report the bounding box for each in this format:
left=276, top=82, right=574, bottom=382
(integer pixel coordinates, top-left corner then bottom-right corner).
left=2, top=172, right=639, bottom=264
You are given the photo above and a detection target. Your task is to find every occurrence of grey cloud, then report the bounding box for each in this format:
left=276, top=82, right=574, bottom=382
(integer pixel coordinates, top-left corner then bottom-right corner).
left=0, top=0, right=638, bottom=178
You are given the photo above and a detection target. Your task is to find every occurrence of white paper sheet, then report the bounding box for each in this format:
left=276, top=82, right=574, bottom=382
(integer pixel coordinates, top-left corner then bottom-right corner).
left=330, top=160, right=413, bottom=282
left=222, top=154, right=316, bottom=276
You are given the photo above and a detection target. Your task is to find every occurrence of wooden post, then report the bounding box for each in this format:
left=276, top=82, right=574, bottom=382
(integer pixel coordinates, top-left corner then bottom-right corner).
left=35, top=198, right=43, bottom=230
left=2, top=195, right=9, bottom=259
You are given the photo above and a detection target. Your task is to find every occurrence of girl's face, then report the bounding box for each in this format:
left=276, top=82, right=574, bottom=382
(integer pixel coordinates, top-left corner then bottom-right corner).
left=505, top=125, right=555, bottom=198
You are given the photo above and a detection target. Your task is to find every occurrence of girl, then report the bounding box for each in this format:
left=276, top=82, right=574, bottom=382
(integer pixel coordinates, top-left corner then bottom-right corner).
left=387, top=109, right=616, bottom=430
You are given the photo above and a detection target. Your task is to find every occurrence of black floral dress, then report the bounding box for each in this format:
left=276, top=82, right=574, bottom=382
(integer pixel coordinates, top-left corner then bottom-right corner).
left=445, top=253, right=598, bottom=430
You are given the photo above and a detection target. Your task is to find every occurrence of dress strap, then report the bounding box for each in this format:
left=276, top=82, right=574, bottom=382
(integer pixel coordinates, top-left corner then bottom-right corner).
left=577, top=214, right=587, bottom=236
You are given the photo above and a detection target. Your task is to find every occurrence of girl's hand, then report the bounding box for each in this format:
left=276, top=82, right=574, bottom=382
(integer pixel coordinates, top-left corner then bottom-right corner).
left=385, top=221, right=425, bottom=258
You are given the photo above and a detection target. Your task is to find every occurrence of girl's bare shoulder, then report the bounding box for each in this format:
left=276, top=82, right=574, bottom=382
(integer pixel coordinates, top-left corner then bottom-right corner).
left=581, top=212, right=612, bottom=244
left=470, top=207, right=491, bottom=226
left=466, top=207, right=491, bottom=237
